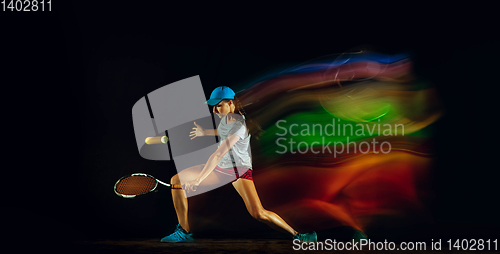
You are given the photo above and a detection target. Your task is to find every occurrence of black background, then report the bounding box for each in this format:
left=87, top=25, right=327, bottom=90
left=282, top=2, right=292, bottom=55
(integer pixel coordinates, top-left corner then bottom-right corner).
left=2, top=1, right=498, bottom=248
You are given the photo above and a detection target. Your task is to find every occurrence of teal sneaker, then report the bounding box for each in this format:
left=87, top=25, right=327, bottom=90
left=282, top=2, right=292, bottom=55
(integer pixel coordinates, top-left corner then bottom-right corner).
left=352, top=230, right=367, bottom=242
left=293, top=231, right=317, bottom=242
left=160, top=224, right=194, bottom=243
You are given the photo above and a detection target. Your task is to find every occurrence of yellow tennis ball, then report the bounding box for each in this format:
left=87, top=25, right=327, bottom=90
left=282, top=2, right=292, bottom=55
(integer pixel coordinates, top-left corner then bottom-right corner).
left=161, top=136, right=168, bottom=143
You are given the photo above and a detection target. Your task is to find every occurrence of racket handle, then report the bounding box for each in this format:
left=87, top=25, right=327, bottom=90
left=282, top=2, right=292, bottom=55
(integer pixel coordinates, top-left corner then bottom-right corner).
left=172, top=184, right=183, bottom=189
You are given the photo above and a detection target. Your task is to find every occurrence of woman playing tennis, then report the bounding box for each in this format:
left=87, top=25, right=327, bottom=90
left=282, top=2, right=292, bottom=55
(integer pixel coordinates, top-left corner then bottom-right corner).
left=161, top=86, right=317, bottom=243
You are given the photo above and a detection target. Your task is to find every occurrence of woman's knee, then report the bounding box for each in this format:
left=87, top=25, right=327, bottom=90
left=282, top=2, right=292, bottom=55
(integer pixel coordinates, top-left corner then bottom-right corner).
left=249, top=208, right=268, bottom=222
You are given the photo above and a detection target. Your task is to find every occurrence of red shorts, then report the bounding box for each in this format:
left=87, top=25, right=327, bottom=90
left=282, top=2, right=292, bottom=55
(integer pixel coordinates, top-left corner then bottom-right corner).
left=214, top=166, right=253, bottom=182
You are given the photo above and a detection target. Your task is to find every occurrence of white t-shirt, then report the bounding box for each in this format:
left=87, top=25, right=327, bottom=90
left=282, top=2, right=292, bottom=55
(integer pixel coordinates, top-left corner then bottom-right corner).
left=216, top=114, right=252, bottom=169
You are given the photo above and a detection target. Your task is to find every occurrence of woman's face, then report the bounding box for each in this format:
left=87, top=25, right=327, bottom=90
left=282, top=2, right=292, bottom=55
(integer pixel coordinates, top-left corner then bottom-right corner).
left=213, top=100, right=234, bottom=118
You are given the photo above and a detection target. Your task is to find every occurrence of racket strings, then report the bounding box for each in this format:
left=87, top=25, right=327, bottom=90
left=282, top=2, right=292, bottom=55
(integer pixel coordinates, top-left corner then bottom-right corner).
left=115, top=175, right=157, bottom=195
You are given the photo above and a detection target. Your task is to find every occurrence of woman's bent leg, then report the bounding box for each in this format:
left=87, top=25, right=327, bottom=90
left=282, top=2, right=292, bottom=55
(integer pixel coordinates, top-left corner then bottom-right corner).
left=171, top=173, right=190, bottom=232
left=170, top=164, right=222, bottom=232
left=231, top=178, right=297, bottom=236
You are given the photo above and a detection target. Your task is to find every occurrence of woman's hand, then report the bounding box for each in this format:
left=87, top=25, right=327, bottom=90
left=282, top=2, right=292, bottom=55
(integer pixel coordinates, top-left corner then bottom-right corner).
left=184, top=179, right=201, bottom=193
left=189, top=122, right=205, bottom=140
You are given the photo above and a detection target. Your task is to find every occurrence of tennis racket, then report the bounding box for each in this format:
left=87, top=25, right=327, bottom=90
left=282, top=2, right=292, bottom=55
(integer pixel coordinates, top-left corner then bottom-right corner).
left=114, top=173, right=182, bottom=198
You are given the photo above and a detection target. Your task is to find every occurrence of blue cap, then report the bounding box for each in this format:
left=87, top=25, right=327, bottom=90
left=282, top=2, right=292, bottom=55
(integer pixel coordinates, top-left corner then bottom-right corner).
left=205, top=86, right=235, bottom=106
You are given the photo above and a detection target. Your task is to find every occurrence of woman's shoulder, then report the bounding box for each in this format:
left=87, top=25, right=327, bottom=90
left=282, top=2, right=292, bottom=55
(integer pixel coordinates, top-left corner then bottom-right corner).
left=232, top=115, right=247, bottom=128
left=229, top=115, right=249, bottom=137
